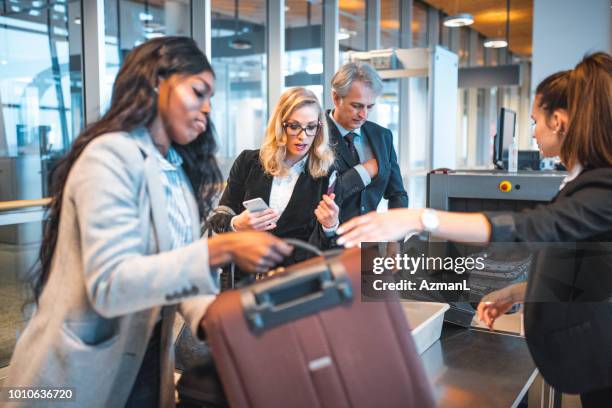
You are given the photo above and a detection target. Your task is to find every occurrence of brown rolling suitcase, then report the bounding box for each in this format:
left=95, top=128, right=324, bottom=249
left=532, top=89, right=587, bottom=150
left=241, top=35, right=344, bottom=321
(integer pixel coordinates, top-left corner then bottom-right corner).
left=201, top=248, right=436, bottom=408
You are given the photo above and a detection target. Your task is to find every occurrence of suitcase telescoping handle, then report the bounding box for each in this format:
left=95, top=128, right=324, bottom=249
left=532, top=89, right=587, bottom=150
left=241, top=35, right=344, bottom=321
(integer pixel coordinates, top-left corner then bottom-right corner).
left=240, top=255, right=353, bottom=334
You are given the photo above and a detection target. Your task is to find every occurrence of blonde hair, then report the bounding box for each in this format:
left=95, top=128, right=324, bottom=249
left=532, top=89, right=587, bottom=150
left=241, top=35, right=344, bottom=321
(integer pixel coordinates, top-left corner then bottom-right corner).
left=260, top=87, right=335, bottom=178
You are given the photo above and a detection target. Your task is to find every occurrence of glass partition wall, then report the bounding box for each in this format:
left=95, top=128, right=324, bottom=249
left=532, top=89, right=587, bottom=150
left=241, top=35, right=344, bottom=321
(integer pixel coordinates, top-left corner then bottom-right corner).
left=212, top=0, right=267, bottom=177
left=103, top=0, right=192, bottom=111
left=284, top=0, right=323, bottom=106
left=0, top=0, right=83, bottom=368
left=0, top=0, right=83, bottom=200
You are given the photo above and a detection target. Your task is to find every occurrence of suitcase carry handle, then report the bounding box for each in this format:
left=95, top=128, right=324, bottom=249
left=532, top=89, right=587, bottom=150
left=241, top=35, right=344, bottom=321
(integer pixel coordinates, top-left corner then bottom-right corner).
left=283, top=238, right=323, bottom=256
left=240, top=256, right=353, bottom=333
left=277, top=239, right=345, bottom=261
left=238, top=239, right=344, bottom=286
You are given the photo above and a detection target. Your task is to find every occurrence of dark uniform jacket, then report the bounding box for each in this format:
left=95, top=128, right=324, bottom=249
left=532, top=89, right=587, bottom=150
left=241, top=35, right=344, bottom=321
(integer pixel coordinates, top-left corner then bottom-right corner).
left=485, top=166, right=612, bottom=394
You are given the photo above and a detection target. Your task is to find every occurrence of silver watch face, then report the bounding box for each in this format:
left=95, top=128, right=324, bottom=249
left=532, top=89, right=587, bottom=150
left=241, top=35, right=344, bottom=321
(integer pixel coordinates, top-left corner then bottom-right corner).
left=423, top=210, right=439, bottom=231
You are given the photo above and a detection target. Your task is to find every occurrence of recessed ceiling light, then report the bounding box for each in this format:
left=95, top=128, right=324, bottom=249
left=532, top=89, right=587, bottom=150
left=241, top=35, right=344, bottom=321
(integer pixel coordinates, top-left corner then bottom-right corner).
left=483, top=39, right=508, bottom=48
left=443, top=13, right=474, bottom=28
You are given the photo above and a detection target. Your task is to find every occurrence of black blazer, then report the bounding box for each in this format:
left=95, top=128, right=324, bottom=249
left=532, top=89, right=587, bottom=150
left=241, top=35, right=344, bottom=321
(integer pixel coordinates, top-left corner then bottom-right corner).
left=210, top=149, right=334, bottom=267
left=326, top=111, right=408, bottom=223
left=486, top=167, right=612, bottom=394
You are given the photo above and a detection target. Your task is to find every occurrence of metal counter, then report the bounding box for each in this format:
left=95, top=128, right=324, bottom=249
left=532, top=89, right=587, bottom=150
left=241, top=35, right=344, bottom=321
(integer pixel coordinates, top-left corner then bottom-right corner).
left=422, top=324, right=537, bottom=408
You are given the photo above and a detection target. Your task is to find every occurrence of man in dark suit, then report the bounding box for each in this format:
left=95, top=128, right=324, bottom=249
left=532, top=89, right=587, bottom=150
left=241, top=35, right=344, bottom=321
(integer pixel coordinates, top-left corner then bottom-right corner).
left=326, top=62, right=408, bottom=223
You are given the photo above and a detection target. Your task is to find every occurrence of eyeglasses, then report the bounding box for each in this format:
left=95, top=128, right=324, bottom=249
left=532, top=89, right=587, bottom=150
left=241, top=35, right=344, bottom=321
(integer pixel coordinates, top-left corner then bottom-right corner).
left=283, top=121, right=321, bottom=137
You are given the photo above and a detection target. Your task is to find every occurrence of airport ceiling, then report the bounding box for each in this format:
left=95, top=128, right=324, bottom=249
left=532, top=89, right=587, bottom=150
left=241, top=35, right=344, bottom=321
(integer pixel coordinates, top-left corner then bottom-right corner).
left=142, top=0, right=533, bottom=57
left=422, top=0, right=533, bottom=56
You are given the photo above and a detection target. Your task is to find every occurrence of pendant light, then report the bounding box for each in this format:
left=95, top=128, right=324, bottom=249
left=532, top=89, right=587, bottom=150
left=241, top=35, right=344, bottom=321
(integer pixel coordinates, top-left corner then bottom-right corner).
left=443, top=0, right=474, bottom=27
left=443, top=13, right=474, bottom=28
left=229, top=0, right=253, bottom=50
left=484, top=0, right=510, bottom=48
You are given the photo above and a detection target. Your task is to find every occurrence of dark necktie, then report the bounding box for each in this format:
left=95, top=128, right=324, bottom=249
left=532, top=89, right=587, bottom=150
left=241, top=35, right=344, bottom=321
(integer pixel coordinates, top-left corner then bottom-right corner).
left=344, top=132, right=361, bottom=164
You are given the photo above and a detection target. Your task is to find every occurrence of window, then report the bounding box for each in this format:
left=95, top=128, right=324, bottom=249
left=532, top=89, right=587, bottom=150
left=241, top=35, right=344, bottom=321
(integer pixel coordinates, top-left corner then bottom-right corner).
left=376, top=0, right=401, bottom=151
left=211, top=0, right=267, bottom=177
left=103, top=0, right=192, bottom=111
left=380, top=0, right=399, bottom=48
left=413, top=0, right=428, bottom=47
left=284, top=0, right=324, bottom=104
left=0, top=1, right=83, bottom=200
left=375, top=79, right=399, bottom=150
left=0, top=0, right=84, bottom=368
left=339, top=0, right=366, bottom=64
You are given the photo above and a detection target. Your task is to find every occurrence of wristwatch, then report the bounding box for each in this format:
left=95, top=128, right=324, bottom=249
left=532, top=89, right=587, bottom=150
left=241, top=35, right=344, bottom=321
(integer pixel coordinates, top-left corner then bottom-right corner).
left=421, top=209, right=440, bottom=233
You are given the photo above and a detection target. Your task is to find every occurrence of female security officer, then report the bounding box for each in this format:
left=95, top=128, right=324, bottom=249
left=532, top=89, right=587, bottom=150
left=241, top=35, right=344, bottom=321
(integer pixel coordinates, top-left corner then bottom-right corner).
left=337, top=53, right=612, bottom=406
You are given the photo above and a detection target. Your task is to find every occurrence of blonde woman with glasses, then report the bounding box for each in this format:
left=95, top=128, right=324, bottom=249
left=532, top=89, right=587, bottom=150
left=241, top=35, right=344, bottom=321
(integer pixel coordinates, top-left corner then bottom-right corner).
left=209, top=87, right=339, bottom=275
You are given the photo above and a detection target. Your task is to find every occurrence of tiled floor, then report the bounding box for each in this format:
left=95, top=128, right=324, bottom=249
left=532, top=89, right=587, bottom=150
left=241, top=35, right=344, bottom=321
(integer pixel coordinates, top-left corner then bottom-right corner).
left=0, top=240, right=36, bottom=368
left=0, top=289, right=26, bottom=368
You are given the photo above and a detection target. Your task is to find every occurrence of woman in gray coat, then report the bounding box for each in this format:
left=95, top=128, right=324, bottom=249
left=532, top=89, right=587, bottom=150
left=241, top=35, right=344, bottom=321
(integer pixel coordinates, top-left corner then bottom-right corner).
left=4, top=37, right=291, bottom=407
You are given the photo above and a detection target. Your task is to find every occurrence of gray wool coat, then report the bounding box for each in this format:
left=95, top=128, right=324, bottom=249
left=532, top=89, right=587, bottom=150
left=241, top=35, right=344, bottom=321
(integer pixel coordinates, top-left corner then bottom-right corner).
left=4, top=127, right=217, bottom=407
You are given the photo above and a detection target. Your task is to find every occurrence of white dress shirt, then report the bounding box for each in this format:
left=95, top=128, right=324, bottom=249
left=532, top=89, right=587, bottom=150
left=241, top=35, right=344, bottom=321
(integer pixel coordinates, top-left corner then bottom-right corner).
left=558, top=163, right=583, bottom=191
left=269, top=155, right=308, bottom=215
left=270, top=156, right=338, bottom=235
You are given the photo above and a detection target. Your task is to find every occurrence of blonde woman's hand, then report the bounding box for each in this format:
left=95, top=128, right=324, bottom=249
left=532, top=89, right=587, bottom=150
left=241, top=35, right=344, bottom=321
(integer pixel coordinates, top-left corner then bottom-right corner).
left=337, top=209, right=423, bottom=247
left=232, top=208, right=280, bottom=231
left=476, top=282, right=527, bottom=330
left=315, top=193, right=339, bottom=229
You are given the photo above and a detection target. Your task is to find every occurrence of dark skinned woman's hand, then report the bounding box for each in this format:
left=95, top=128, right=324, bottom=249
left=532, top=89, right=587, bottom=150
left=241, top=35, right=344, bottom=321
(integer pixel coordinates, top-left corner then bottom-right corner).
left=208, top=232, right=293, bottom=273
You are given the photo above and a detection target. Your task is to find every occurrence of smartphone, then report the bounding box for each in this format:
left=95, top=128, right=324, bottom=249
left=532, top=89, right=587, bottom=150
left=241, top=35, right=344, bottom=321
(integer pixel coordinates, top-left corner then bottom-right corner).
left=326, top=170, right=338, bottom=195
left=242, top=197, right=270, bottom=213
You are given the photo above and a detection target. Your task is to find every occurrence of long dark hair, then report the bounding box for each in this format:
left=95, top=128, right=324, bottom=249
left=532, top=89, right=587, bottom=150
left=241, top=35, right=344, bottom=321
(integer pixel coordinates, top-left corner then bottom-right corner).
left=560, top=52, right=612, bottom=169
left=32, top=36, right=223, bottom=301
